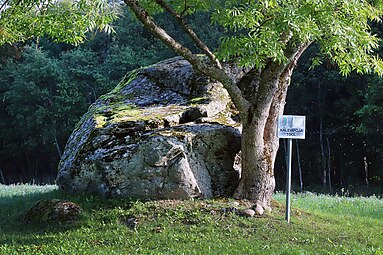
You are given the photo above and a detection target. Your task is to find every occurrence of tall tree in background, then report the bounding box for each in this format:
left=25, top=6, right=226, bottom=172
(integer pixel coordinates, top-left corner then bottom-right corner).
left=124, top=0, right=383, bottom=209
left=356, top=75, right=383, bottom=185
left=0, top=0, right=117, bottom=182
left=0, top=47, right=102, bottom=182
left=283, top=45, right=371, bottom=193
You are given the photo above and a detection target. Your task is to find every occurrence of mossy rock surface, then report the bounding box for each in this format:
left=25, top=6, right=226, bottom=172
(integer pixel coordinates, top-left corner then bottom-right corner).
left=57, top=57, right=241, bottom=200
left=22, top=199, right=82, bottom=224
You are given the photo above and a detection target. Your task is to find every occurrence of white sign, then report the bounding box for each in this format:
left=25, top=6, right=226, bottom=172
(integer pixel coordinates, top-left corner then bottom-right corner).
left=277, top=115, right=306, bottom=139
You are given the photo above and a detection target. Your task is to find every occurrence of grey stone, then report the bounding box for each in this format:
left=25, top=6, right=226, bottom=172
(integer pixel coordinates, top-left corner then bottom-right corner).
left=254, top=204, right=264, bottom=215
left=57, top=57, right=241, bottom=200
left=230, top=201, right=240, bottom=207
left=22, top=199, right=82, bottom=224
left=242, top=208, right=256, bottom=217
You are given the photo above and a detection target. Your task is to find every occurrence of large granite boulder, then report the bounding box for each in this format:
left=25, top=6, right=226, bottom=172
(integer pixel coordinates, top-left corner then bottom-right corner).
left=57, top=57, right=241, bottom=199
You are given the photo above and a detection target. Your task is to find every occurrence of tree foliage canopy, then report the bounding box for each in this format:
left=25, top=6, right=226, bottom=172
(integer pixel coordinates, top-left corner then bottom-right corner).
left=213, top=0, right=382, bottom=74
left=2, top=0, right=383, bottom=75
left=0, top=0, right=117, bottom=45
left=136, top=0, right=383, bottom=76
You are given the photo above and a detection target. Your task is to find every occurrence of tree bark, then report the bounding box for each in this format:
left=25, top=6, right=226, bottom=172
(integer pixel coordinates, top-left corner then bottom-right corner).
left=318, top=81, right=327, bottom=189
left=52, top=126, right=63, bottom=158
left=284, top=139, right=288, bottom=173
left=234, top=121, right=275, bottom=209
left=0, top=168, right=5, bottom=184
left=154, top=0, right=221, bottom=68
left=234, top=43, right=309, bottom=209
left=363, top=155, right=369, bottom=187
left=326, top=136, right=332, bottom=192
left=296, top=140, right=303, bottom=191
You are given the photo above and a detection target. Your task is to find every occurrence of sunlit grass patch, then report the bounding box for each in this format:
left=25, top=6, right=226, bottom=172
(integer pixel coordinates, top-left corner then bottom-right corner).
left=0, top=184, right=58, bottom=198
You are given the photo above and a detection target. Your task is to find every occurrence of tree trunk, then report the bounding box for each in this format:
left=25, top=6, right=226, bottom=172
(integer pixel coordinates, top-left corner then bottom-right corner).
left=296, top=140, right=303, bottom=191
left=234, top=63, right=295, bottom=209
left=318, top=81, right=327, bottom=189
left=326, top=136, right=332, bottom=192
left=52, top=126, right=63, bottom=158
left=363, top=155, right=369, bottom=187
left=234, top=121, right=276, bottom=209
left=0, top=168, right=5, bottom=184
left=283, top=139, right=289, bottom=173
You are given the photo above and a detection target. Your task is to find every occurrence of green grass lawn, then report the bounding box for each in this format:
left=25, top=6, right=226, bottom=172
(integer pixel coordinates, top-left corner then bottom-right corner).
left=1, top=184, right=383, bottom=255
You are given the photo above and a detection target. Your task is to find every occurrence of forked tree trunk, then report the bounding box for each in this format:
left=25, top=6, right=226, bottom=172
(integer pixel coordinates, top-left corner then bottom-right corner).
left=234, top=64, right=294, bottom=209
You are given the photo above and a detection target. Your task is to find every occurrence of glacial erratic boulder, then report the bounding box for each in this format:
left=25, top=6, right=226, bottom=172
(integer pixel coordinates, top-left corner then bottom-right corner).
left=57, top=57, right=241, bottom=199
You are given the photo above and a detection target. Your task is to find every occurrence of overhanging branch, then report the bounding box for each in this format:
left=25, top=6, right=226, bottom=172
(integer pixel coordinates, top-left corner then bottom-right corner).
left=124, top=0, right=250, bottom=114
left=124, top=0, right=208, bottom=73
left=155, top=0, right=222, bottom=69
left=0, top=0, right=9, bottom=13
left=180, top=0, right=189, bottom=17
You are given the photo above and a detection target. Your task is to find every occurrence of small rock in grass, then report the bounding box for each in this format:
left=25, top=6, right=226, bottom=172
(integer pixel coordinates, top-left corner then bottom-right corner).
left=124, top=216, right=139, bottom=230
left=230, top=201, right=240, bottom=207
left=242, top=208, right=256, bottom=217
left=254, top=204, right=264, bottom=215
left=221, top=207, right=239, bottom=214
left=22, top=199, right=82, bottom=224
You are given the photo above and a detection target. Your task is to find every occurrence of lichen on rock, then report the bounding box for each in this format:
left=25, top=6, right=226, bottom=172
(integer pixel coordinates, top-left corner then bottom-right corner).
left=57, top=57, right=241, bottom=200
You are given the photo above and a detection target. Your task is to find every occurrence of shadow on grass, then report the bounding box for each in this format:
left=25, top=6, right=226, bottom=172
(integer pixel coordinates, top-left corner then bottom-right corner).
left=0, top=185, right=66, bottom=233
left=0, top=184, right=134, bottom=240
left=0, top=185, right=111, bottom=237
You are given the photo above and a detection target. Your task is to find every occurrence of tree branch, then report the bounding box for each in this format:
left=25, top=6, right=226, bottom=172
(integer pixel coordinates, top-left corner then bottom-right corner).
left=124, top=0, right=207, bottom=73
left=254, top=41, right=312, bottom=117
left=155, top=0, right=222, bottom=69
left=0, top=0, right=22, bottom=15
left=180, top=0, right=189, bottom=17
left=0, top=0, right=9, bottom=13
left=124, top=0, right=250, bottom=114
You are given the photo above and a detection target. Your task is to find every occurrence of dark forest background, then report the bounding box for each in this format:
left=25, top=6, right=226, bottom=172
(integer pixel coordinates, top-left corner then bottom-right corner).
left=0, top=8, right=382, bottom=195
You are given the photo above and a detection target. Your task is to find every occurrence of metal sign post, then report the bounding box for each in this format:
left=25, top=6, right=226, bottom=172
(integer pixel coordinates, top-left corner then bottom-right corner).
left=277, top=115, right=306, bottom=223
left=285, top=138, right=293, bottom=223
